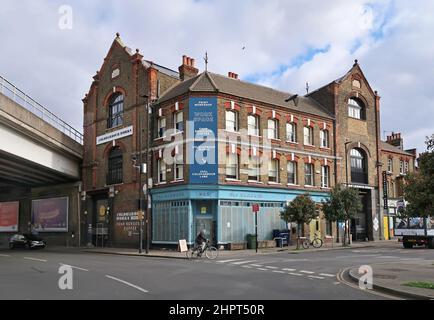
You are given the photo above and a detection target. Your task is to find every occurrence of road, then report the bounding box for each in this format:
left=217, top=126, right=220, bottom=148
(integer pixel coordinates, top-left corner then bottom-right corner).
left=0, top=243, right=432, bottom=300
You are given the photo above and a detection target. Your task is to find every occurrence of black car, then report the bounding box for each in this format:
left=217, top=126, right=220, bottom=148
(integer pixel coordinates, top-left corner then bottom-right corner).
left=9, top=234, right=46, bottom=250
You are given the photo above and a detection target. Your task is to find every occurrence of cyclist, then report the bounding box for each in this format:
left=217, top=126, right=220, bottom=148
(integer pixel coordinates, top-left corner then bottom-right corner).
left=195, top=230, right=207, bottom=255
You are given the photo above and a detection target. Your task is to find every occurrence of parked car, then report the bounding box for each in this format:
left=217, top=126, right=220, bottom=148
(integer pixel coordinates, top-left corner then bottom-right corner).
left=9, top=234, right=46, bottom=250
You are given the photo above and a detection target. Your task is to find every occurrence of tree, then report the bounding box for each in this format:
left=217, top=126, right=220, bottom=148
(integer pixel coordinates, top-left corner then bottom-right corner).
left=280, top=194, right=318, bottom=249
left=322, top=185, right=362, bottom=246
left=403, top=135, right=434, bottom=218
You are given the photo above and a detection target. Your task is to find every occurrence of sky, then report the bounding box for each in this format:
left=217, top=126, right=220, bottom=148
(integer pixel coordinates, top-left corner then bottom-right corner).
left=0, top=0, right=433, bottom=153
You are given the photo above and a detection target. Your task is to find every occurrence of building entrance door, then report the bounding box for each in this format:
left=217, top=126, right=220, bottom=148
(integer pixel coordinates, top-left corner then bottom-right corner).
left=309, top=218, right=321, bottom=241
left=93, top=198, right=109, bottom=247
left=195, top=218, right=215, bottom=245
left=351, top=191, right=369, bottom=241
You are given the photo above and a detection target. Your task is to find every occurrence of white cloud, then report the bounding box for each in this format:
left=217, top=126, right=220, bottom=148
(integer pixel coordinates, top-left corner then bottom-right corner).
left=0, top=0, right=432, bottom=152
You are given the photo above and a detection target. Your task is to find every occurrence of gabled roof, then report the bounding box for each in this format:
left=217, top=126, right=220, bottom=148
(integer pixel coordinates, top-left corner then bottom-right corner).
left=381, top=141, right=415, bottom=157
left=157, top=72, right=334, bottom=119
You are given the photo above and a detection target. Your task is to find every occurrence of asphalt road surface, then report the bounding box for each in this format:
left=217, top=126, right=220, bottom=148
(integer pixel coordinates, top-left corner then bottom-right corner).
left=0, top=244, right=432, bottom=300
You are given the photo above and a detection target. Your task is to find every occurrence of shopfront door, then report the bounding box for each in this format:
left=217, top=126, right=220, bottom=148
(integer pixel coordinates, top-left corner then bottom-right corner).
left=195, top=218, right=214, bottom=245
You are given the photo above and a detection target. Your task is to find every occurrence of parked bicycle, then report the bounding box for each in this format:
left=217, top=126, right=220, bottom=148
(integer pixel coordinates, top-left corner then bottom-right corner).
left=186, top=240, right=219, bottom=260
left=302, top=233, right=323, bottom=249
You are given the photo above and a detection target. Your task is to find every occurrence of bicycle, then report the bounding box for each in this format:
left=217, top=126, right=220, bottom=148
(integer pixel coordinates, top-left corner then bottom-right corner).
left=186, top=240, right=219, bottom=260
left=302, top=233, right=323, bottom=249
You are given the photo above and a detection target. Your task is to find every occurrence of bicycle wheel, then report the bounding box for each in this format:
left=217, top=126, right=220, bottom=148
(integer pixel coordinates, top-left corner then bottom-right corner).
left=312, top=238, right=323, bottom=248
left=205, top=246, right=218, bottom=260
left=302, top=240, right=309, bottom=249
left=186, top=249, right=198, bottom=259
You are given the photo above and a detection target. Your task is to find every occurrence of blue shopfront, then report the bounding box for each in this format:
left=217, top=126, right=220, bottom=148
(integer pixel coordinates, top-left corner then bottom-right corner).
left=151, top=185, right=329, bottom=245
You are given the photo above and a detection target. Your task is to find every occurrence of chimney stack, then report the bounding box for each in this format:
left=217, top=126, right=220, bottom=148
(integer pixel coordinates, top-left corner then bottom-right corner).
left=386, top=132, right=404, bottom=150
left=179, top=55, right=199, bottom=81
left=228, top=72, right=239, bottom=80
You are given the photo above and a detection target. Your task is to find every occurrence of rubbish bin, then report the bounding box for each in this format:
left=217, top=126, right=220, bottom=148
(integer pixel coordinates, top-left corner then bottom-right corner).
left=275, top=237, right=283, bottom=248
left=247, top=234, right=257, bottom=250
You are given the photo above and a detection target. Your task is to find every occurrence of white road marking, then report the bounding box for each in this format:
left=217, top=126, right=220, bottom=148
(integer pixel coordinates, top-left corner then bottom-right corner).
left=24, top=257, right=47, bottom=262
left=272, top=271, right=285, bottom=274
left=105, top=275, right=149, bottom=293
left=231, top=260, right=257, bottom=265
left=319, top=273, right=336, bottom=278
left=0, top=254, right=11, bottom=257
left=60, top=263, right=89, bottom=272
left=288, top=272, right=304, bottom=276
left=377, top=256, right=399, bottom=259
left=250, top=264, right=264, bottom=267
left=242, top=266, right=253, bottom=269
left=308, top=275, right=325, bottom=280
left=282, top=268, right=296, bottom=272
left=216, top=259, right=242, bottom=263
left=300, top=270, right=315, bottom=274
left=265, top=266, right=279, bottom=269
left=256, top=268, right=268, bottom=271
left=334, top=282, right=341, bottom=285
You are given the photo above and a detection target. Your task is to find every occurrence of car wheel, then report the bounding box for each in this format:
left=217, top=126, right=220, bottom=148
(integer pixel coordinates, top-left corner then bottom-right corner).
left=428, top=238, right=434, bottom=250
left=24, top=242, right=31, bottom=250
left=403, top=241, right=413, bottom=249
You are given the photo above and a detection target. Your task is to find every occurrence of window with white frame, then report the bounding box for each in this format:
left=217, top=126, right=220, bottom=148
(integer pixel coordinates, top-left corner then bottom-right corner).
left=404, top=161, right=409, bottom=173
left=268, top=119, right=279, bottom=140
left=269, top=159, right=279, bottom=182
left=174, top=155, right=184, bottom=181
left=348, top=98, right=364, bottom=120
left=304, top=126, right=313, bottom=145
left=174, top=111, right=183, bottom=133
left=286, top=123, right=297, bottom=143
left=226, top=153, right=239, bottom=179
left=157, top=117, right=166, bottom=138
left=248, top=115, right=260, bottom=136
left=107, top=94, right=124, bottom=128
left=400, top=160, right=404, bottom=174
left=304, top=163, right=314, bottom=186
left=158, top=159, right=166, bottom=183
left=225, top=110, right=238, bottom=132
left=321, top=166, right=330, bottom=188
left=387, top=158, right=393, bottom=173
left=320, top=129, right=329, bottom=148
left=248, top=156, right=260, bottom=181
left=287, top=161, right=297, bottom=185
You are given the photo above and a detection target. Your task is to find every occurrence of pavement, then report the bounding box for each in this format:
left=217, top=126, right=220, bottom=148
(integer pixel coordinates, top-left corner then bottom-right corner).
left=348, top=259, right=434, bottom=300
left=81, top=240, right=393, bottom=259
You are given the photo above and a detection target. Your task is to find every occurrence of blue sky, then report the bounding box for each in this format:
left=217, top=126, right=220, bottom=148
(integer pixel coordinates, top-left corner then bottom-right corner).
left=0, top=0, right=433, bottom=153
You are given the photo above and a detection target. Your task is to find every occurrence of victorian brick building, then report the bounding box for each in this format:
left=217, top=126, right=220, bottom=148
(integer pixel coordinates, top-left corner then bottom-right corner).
left=81, top=34, right=415, bottom=248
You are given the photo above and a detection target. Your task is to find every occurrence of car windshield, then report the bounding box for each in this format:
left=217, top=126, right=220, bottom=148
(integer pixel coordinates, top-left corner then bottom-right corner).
left=24, top=234, right=43, bottom=241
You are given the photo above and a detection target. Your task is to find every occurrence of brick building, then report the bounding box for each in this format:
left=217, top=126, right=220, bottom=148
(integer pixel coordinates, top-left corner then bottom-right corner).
left=380, top=133, right=417, bottom=239
left=81, top=34, right=416, bottom=248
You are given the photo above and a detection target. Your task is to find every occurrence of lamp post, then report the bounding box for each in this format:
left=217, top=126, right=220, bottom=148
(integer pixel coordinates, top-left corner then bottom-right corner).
left=343, top=141, right=353, bottom=245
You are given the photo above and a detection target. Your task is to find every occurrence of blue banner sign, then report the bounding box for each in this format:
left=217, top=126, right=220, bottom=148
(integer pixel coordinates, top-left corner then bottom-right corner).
left=188, top=97, right=218, bottom=184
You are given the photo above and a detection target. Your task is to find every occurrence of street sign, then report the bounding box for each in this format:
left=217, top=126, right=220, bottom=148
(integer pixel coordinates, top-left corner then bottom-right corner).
left=252, top=204, right=260, bottom=213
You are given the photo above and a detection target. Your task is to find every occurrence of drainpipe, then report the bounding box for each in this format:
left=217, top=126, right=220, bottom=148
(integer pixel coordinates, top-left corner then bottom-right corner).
left=374, top=91, right=382, bottom=241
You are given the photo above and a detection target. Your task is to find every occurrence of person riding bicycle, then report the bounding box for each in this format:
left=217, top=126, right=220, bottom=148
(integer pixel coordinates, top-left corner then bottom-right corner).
left=195, top=230, right=207, bottom=254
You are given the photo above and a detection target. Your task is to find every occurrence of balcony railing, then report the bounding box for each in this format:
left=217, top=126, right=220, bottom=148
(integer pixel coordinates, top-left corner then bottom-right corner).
left=0, top=75, right=83, bottom=144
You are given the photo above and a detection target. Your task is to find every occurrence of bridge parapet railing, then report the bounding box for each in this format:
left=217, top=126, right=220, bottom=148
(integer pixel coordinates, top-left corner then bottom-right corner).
left=0, top=75, right=83, bottom=144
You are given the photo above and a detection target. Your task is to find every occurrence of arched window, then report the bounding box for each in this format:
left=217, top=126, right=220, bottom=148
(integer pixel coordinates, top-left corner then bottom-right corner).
left=348, top=98, right=365, bottom=120
left=108, top=94, right=124, bottom=128
left=286, top=123, right=297, bottom=143
left=304, top=126, right=313, bottom=145
left=320, top=129, right=329, bottom=148
left=107, top=147, right=123, bottom=185
left=225, top=110, right=238, bottom=132
left=350, top=148, right=368, bottom=184
left=248, top=115, right=260, bottom=136
left=268, top=119, right=279, bottom=140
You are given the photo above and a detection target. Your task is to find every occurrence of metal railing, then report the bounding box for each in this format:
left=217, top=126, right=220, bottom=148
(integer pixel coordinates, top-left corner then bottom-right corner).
left=0, top=75, right=83, bottom=144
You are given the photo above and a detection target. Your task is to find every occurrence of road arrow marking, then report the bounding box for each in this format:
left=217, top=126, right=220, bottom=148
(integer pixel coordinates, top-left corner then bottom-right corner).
left=24, top=257, right=47, bottom=262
